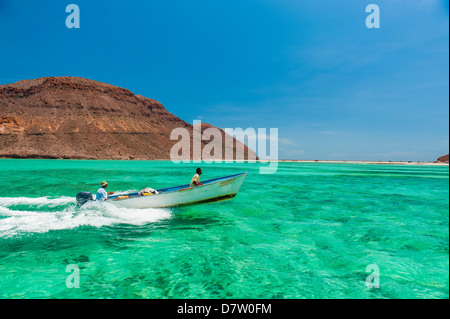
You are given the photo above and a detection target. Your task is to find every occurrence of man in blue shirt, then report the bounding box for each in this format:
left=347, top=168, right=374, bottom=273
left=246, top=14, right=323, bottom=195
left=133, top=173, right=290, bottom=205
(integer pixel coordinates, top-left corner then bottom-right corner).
left=96, top=181, right=108, bottom=201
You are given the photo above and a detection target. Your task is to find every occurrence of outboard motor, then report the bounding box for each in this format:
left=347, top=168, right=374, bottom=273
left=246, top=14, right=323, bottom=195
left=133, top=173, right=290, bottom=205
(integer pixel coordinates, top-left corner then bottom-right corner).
left=76, top=192, right=94, bottom=208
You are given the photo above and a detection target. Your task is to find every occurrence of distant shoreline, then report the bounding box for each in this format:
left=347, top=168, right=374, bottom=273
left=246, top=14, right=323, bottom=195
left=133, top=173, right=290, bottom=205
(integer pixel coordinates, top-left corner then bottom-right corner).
left=276, top=160, right=449, bottom=166
left=0, top=157, right=448, bottom=166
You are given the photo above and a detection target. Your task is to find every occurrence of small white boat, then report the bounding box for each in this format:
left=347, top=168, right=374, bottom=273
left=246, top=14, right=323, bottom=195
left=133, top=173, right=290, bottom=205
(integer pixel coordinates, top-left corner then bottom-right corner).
left=76, top=172, right=248, bottom=209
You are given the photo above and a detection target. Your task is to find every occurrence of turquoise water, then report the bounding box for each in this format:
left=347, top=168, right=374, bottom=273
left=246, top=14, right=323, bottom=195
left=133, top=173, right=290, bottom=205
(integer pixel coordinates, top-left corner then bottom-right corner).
left=0, top=159, right=448, bottom=299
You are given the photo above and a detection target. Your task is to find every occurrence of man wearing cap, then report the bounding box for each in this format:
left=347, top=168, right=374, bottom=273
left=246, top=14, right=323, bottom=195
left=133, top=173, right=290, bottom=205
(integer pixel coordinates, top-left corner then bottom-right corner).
left=96, top=181, right=109, bottom=201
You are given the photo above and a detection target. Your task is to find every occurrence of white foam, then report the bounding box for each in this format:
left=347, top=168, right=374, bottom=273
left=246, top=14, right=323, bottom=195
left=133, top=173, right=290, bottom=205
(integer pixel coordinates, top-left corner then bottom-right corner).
left=0, top=196, right=75, bottom=208
left=0, top=197, right=172, bottom=237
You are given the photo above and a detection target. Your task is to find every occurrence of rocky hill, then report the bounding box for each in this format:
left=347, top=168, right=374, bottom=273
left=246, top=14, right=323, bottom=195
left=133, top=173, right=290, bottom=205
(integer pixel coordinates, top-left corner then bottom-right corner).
left=437, top=154, right=449, bottom=163
left=0, top=77, right=256, bottom=160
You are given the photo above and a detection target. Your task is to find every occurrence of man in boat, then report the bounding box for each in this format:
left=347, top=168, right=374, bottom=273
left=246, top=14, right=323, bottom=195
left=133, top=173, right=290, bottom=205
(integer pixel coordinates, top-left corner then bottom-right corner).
left=190, top=168, right=204, bottom=187
left=96, top=181, right=109, bottom=201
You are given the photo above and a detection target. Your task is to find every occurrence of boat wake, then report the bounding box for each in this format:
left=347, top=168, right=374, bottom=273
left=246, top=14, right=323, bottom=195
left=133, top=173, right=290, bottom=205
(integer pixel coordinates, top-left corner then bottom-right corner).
left=0, top=196, right=172, bottom=238
left=0, top=196, right=75, bottom=208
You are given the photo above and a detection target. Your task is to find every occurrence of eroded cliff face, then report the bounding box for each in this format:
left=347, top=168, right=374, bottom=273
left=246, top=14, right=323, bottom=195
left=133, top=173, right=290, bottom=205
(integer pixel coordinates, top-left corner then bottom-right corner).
left=0, top=77, right=256, bottom=160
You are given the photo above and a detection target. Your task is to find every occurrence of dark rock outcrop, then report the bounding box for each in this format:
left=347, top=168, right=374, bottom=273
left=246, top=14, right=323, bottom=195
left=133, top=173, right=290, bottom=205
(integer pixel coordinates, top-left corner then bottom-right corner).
left=437, top=154, right=449, bottom=163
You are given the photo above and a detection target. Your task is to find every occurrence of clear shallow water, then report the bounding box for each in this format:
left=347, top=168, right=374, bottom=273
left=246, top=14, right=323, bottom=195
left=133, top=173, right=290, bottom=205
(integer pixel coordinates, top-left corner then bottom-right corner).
left=0, top=159, right=448, bottom=299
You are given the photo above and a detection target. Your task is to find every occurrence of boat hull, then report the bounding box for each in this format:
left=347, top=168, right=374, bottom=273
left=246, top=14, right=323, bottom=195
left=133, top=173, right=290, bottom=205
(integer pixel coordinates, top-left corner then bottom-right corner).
left=111, top=172, right=247, bottom=209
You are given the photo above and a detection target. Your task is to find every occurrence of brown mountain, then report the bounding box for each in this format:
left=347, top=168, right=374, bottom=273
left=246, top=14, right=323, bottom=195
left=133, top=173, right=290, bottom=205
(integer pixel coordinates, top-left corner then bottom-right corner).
left=437, top=154, right=449, bottom=163
left=0, top=77, right=256, bottom=160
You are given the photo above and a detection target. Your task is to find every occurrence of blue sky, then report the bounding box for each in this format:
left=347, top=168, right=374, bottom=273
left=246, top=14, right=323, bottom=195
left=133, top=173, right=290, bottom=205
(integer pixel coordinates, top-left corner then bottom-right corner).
left=0, top=0, right=448, bottom=161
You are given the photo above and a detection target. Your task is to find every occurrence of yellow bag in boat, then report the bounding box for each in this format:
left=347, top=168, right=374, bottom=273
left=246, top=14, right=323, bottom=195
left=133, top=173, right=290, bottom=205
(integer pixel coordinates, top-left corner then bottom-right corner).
left=138, top=188, right=158, bottom=196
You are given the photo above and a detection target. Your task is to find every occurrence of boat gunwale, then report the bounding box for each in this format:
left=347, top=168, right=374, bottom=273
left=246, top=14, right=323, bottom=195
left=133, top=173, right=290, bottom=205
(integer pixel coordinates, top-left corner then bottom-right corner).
left=108, top=172, right=248, bottom=201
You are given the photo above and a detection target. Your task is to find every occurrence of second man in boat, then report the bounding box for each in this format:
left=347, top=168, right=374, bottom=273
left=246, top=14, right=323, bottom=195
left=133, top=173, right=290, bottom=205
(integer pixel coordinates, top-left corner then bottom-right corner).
left=190, top=168, right=204, bottom=187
